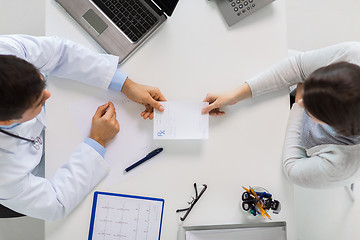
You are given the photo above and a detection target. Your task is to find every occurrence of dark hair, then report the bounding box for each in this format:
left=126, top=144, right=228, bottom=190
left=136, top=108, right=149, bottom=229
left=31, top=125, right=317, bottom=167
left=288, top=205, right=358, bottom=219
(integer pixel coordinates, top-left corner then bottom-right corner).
left=0, top=55, right=45, bottom=121
left=303, top=62, right=360, bottom=137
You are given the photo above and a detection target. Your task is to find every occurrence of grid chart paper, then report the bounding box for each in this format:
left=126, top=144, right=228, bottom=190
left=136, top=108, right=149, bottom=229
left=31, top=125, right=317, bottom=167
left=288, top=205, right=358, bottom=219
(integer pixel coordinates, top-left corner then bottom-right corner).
left=88, top=192, right=165, bottom=240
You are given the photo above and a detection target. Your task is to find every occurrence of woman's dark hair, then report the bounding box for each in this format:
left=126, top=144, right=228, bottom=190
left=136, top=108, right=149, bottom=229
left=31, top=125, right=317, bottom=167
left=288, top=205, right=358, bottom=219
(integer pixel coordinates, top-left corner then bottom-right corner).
left=303, top=62, right=360, bottom=137
left=0, top=55, right=45, bottom=121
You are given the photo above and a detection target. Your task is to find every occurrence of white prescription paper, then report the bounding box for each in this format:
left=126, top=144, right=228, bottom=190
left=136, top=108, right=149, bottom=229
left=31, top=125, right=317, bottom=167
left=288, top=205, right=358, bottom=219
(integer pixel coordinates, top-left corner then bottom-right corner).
left=153, top=102, right=209, bottom=139
left=70, top=91, right=164, bottom=187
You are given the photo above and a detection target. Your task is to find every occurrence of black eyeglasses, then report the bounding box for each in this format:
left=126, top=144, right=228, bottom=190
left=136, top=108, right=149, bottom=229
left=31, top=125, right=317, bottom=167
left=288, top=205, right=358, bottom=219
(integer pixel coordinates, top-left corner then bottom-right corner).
left=176, top=183, right=207, bottom=221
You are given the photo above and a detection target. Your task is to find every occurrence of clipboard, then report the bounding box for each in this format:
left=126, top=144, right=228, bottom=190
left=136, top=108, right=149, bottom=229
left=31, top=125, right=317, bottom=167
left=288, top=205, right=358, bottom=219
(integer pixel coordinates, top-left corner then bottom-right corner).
left=178, top=221, right=287, bottom=240
left=88, top=191, right=165, bottom=240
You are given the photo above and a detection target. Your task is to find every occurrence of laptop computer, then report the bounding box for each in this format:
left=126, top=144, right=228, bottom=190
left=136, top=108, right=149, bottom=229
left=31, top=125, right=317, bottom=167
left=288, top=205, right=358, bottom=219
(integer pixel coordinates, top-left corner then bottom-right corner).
left=55, top=0, right=179, bottom=63
left=178, top=222, right=287, bottom=240
left=215, top=0, right=275, bottom=27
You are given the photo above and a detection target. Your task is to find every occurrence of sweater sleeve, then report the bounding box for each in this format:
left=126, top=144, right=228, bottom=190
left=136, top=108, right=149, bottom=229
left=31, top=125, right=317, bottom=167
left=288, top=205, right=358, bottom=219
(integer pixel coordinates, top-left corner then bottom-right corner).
left=282, top=104, right=360, bottom=188
left=247, top=42, right=360, bottom=98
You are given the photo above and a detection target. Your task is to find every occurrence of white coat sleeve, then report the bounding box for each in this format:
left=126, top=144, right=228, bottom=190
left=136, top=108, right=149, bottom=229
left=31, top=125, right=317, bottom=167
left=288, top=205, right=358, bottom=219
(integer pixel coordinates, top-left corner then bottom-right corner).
left=0, top=34, right=120, bottom=89
left=247, top=42, right=360, bottom=97
left=282, top=104, right=359, bottom=189
left=0, top=143, right=109, bottom=221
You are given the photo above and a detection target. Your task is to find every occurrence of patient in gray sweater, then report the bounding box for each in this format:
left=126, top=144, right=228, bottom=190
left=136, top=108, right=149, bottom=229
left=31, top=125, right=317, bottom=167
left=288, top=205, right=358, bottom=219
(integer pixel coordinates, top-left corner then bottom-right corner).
left=202, top=42, right=360, bottom=189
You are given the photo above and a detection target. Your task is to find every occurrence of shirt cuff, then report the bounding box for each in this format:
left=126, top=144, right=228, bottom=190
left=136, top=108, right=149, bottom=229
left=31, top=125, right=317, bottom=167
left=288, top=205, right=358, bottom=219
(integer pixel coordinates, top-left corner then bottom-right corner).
left=84, top=137, right=106, bottom=158
left=108, top=69, right=128, bottom=92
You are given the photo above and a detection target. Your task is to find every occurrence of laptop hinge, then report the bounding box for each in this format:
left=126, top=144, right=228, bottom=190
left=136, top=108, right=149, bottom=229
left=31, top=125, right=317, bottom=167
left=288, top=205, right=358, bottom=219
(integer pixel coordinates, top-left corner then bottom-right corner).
left=143, top=0, right=164, bottom=16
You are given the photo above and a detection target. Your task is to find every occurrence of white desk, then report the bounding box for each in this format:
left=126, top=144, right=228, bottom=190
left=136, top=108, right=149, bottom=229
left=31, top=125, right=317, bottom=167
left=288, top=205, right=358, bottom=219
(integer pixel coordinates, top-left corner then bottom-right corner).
left=45, top=0, right=294, bottom=239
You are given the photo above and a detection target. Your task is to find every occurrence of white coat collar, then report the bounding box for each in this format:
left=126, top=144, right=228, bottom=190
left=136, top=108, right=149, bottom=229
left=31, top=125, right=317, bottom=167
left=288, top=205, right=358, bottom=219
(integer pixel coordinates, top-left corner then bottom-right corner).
left=0, top=108, right=46, bottom=150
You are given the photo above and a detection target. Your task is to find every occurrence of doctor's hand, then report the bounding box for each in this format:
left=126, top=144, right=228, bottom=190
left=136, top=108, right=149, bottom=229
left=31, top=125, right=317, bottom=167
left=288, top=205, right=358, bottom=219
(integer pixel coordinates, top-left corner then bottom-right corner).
left=121, top=78, right=166, bottom=120
left=202, top=83, right=252, bottom=116
left=90, top=102, right=120, bottom=147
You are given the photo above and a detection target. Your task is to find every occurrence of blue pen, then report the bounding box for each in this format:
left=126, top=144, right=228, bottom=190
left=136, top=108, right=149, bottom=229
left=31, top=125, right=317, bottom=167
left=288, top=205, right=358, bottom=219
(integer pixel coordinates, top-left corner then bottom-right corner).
left=124, top=148, right=163, bottom=172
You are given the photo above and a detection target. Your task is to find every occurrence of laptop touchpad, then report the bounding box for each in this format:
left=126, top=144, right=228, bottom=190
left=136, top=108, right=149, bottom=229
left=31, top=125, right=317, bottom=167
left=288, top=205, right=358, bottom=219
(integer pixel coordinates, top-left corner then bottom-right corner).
left=82, top=9, right=108, bottom=35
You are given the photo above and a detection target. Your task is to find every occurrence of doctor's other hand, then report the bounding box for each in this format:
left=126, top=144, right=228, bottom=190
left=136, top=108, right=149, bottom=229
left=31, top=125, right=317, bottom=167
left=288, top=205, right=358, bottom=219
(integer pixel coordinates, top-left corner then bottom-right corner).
left=121, top=78, right=166, bottom=120
left=90, top=102, right=120, bottom=147
left=202, top=83, right=252, bottom=116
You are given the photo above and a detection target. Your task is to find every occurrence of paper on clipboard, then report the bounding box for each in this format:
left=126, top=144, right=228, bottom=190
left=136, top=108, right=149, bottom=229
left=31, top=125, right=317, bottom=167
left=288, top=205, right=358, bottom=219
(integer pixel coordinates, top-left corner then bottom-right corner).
left=153, top=102, right=209, bottom=139
left=88, top=191, right=164, bottom=240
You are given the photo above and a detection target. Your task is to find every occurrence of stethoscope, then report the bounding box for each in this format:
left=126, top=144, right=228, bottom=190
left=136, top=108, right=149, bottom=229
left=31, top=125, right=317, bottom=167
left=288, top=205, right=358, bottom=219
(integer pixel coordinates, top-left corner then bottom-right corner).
left=0, top=128, right=43, bottom=150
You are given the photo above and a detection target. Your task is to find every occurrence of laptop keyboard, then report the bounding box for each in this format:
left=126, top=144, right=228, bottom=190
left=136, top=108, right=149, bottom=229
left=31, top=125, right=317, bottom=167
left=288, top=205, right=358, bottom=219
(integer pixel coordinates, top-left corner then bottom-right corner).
left=92, top=0, right=158, bottom=42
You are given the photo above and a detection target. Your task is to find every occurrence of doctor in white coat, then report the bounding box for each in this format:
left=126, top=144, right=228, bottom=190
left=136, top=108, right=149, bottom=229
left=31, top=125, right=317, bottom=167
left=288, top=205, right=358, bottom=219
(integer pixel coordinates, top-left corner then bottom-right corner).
left=0, top=35, right=166, bottom=221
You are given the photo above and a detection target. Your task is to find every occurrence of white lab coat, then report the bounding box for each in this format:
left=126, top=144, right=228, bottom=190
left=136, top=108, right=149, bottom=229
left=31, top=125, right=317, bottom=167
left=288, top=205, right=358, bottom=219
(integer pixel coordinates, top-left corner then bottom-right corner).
left=0, top=35, right=119, bottom=221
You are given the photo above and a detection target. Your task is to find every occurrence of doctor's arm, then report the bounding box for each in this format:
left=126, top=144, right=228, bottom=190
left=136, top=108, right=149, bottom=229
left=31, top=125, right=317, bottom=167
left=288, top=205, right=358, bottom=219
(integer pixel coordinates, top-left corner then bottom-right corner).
left=0, top=34, right=119, bottom=89
left=40, top=35, right=167, bottom=119
left=0, top=35, right=166, bottom=119
left=0, top=103, right=119, bottom=221
left=0, top=143, right=110, bottom=221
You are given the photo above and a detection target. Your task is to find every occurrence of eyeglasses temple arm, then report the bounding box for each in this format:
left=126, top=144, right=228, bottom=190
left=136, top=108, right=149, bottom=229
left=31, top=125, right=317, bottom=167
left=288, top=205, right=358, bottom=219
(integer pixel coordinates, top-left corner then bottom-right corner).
left=180, top=184, right=208, bottom=221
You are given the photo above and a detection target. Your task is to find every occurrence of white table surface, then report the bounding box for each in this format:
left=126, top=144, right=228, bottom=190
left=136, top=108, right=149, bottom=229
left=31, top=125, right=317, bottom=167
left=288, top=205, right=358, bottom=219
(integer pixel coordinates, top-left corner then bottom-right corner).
left=45, top=0, right=294, bottom=239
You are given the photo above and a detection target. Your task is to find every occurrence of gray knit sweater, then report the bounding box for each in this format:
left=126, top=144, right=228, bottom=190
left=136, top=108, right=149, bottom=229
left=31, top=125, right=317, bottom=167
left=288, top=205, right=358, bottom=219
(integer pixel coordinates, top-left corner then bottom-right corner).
left=246, top=42, right=360, bottom=188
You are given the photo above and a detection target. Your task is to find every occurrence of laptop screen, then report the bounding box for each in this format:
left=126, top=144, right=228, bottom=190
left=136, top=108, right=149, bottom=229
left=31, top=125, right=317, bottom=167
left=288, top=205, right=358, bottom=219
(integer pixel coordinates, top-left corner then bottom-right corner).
left=153, top=0, right=179, bottom=16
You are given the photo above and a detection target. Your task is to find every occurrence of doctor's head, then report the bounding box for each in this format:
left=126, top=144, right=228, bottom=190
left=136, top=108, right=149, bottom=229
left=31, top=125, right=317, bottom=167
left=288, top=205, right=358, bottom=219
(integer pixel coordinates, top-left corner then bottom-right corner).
left=303, top=62, right=360, bottom=137
left=0, top=55, right=51, bottom=124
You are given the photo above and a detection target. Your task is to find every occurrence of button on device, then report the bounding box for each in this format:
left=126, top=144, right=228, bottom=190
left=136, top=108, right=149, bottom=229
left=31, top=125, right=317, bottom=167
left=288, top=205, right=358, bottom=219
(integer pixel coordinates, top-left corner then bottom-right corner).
left=222, top=0, right=276, bottom=26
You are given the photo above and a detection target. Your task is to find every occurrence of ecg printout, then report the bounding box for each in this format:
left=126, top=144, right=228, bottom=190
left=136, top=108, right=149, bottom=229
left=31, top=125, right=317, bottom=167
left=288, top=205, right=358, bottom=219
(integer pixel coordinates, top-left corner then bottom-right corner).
left=89, top=192, right=164, bottom=240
